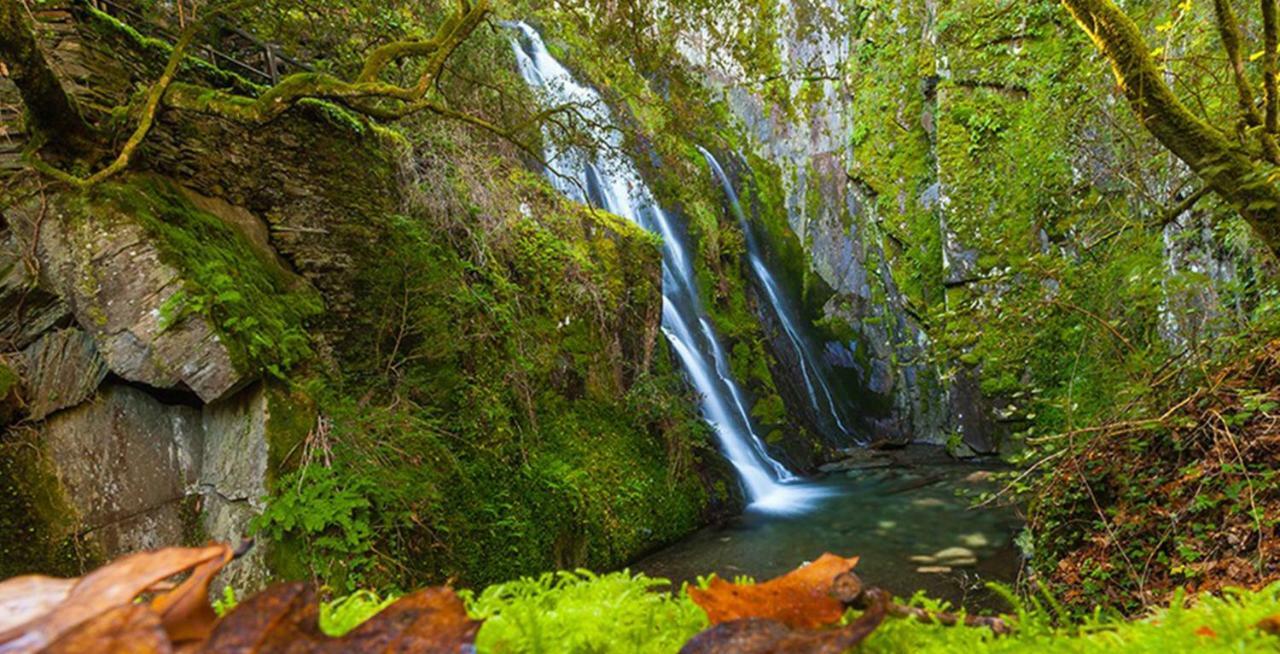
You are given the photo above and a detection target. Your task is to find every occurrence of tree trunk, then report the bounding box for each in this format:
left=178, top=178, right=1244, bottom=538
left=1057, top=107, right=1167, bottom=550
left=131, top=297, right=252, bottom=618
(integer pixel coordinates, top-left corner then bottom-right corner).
left=0, top=1, right=97, bottom=156
left=1061, top=0, right=1280, bottom=257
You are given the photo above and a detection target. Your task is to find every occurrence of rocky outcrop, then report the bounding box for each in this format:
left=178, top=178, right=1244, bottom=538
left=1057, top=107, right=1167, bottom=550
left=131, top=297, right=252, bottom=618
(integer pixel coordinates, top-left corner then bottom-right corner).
left=687, top=0, right=959, bottom=451
left=31, top=192, right=248, bottom=403
left=20, top=328, right=109, bottom=420
left=0, top=216, right=70, bottom=351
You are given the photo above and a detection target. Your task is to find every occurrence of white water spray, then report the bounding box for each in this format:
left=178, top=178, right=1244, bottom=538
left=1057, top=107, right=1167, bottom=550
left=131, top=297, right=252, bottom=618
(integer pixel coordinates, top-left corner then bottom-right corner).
left=697, top=148, right=856, bottom=441
left=508, top=23, right=822, bottom=513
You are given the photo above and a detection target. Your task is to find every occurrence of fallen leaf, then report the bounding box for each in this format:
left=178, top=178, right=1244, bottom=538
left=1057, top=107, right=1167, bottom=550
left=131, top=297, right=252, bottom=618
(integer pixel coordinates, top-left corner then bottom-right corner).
left=687, top=553, right=860, bottom=629
left=150, top=544, right=236, bottom=645
left=198, top=582, right=481, bottom=653
left=328, top=586, right=481, bottom=652
left=679, top=595, right=886, bottom=654
left=0, top=544, right=230, bottom=654
left=196, top=582, right=319, bottom=653
left=0, top=577, right=74, bottom=633
left=1195, top=625, right=1217, bottom=638
left=41, top=604, right=172, bottom=654
left=1257, top=614, right=1280, bottom=635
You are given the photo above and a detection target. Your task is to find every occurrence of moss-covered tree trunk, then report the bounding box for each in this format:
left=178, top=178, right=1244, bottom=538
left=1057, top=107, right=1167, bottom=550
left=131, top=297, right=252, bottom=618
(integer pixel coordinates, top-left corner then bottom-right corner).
left=0, top=1, right=96, bottom=156
left=1062, top=0, right=1280, bottom=257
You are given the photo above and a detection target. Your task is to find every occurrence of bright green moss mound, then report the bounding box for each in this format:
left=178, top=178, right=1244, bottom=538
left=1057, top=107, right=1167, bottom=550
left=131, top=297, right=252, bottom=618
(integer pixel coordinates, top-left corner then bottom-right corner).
left=91, top=175, right=323, bottom=379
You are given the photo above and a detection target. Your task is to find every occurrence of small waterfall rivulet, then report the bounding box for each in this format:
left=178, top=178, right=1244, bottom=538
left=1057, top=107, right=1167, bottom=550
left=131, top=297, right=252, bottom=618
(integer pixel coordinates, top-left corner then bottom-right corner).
left=508, top=23, right=825, bottom=513
left=697, top=148, right=857, bottom=442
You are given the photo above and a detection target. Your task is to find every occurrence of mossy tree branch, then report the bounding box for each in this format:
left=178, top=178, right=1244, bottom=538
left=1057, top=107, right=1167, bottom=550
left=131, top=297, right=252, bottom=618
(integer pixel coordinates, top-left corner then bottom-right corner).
left=28, top=0, right=492, bottom=187
left=22, top=0, right=250, bottom=187
left=1061, top=0, right=1280, bottom=257
left=1211, top=0, right=1280, bottom=164
left=1264, top=0, right=1280, bottom=135
left=195, top=0, right=489, bottom=125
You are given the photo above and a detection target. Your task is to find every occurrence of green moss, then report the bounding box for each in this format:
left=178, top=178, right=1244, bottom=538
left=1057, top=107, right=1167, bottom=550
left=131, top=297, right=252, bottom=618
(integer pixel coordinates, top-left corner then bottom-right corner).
left=0, top=359, right=18, bottom=400
left=0, top=428, right=95, bottom=578
left=249, top=143, right=730, bottom=591
left=90, top=175, right=323, bottom=379
left=263, top=381, right=317, bottom=486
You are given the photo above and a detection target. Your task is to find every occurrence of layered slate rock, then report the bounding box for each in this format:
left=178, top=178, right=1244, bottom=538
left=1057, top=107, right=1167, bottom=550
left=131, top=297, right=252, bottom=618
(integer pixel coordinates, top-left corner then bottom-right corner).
left=199, top=383, right=271, bottom=592
left=41, top=383, right=203, bottom=557
left=33, top=192, right=248, bottom=402
left=20, top=327, right=109, bottom=420
left=0, top=215, right=71, bottom=350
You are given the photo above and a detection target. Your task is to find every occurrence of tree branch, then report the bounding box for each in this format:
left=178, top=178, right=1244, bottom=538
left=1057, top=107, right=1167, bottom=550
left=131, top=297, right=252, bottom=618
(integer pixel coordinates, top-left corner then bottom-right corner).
left=26, top=0, right=249, bottom=187
left=1264, top=0, right=1279, bottom=135
left=1213, top=0, right=1280, bottom=163
left=1061, top=0, right=1280, bottom=257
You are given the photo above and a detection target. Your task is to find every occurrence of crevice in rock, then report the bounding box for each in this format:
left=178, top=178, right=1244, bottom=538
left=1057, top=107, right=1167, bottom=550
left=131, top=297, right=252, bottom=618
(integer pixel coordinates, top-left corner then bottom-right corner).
left=105, top=373, right=204, bottom=409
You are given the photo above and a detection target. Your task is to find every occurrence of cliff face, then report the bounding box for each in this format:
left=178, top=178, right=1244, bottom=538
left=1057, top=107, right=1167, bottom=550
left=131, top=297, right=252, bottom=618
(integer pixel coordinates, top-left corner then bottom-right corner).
left=678, top=0, right=1273, bottom=454
left=0, top=5, right=738, bottom=590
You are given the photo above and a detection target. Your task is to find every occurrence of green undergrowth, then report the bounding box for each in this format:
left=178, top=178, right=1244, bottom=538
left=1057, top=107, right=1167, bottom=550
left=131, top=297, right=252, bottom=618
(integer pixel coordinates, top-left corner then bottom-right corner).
left=254, top=132, right=738, bottom=592
left=313, top=571, right=1280, bottom=653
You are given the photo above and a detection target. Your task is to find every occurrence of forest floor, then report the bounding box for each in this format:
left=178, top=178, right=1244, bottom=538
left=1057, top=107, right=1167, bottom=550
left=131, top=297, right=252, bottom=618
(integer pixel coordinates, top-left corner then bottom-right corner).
left=1038, top=339, right=1280, bottom=612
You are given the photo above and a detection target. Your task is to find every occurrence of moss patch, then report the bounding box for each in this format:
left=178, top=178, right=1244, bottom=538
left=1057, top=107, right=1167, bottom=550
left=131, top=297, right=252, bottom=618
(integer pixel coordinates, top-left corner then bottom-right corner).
left=0, top=427, right=95, bottom=578
left=89, top=175, right=322, bottom=379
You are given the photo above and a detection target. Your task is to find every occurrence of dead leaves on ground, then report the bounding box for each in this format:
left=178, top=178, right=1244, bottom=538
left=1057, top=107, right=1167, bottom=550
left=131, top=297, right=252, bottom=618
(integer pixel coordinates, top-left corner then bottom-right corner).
left=683, top=552, right=1008, bottom=653
left=687, top=553, right=862, bottom=629
left=0, top=543, right=478, bottom=654
left=2, top=544, right=1008, bottom=654
left=201, top=583, right=479, bottom=653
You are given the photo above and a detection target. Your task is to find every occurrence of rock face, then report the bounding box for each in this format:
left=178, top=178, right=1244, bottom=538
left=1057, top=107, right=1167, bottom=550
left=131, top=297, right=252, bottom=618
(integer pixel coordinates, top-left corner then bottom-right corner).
left=199, top=384, right=273, bottom=593
left=688, top=0, right=957, bottom=449
left=2, top=378, right=298, bottom=584
left=41, top=383, right=202, bottom=557
left=33, top=194, right=248, bottom=403
left=0, top=216, right=71, bottom=351
left=20, top=328, right=109, bottom=420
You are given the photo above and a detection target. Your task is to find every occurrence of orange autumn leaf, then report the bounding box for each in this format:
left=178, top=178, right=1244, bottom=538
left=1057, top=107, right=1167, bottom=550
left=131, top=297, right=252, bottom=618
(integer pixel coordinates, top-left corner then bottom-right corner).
left=687, top=553, right=861, bottom=629
left=0, top=577, right=75, bottom=634
left=41, top=605, right=172, bottom=654
left=149, top=544, right=235, bottom=646
left=1257, top=614, right=1280, bottom=635
left=680, top=594, right=887, bottom=654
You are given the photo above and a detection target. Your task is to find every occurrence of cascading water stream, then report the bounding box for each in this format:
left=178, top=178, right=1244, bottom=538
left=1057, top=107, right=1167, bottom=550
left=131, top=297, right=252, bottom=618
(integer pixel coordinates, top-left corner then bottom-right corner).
left=697, top=148, right=856, bottom=441
left=507, top=22, right=822, bottom=512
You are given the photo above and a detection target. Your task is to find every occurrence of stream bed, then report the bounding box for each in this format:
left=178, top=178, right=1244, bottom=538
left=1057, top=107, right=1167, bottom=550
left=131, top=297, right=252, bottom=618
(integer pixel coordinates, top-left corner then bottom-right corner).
left=631, top=445, right=1023, bottom=611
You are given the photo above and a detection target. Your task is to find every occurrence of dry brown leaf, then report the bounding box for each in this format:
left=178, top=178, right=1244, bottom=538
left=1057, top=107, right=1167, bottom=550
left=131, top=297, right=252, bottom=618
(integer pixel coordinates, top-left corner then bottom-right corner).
left=679, top=596, right=887, bottom=654
left=1257, top=614, right=1280, bottom=635
left=197, top=582, right=480, bottom=653
left=150, top=545, right=236, bottom=646
left=0, top=544, right=230, bottom=654
left=0, top=577, right=74, bottom=633
left=42, top=604, right=172, bottom=654
left=196, top=582, right=319, bottom=653
left=687, top=553, right=861, bottom=629
left=330, top=586, right=481, bottom=653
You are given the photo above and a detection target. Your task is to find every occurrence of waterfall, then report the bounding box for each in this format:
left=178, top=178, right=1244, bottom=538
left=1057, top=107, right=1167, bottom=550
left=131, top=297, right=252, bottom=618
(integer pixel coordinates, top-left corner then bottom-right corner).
left=697, top=148, right=857, bottom=442
left=508, top=23, right=822, bottom=513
